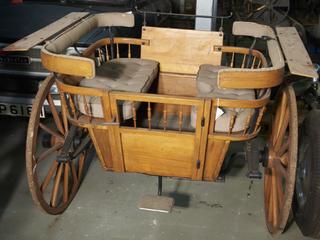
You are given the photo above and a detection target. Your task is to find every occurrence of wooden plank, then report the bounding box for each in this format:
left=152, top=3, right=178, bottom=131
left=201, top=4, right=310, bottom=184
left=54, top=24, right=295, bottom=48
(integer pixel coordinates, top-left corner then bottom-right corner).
left=120, top=129, right=195, bottom=178
left=141, top=27, right=223, bottom=74
left=276, top=27, right=318, bottom=79
left=89, top=126, right=124, bottom=172
left=3, top=12, right=90, bottom=51
left=158, top=72, right=197, bottom=96
left=203, top=139, right=230, bottom=181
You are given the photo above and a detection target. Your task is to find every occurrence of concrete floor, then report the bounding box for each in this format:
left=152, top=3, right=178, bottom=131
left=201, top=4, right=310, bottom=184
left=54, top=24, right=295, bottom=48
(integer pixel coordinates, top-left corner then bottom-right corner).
left=0, top=117, right=310, bottom=240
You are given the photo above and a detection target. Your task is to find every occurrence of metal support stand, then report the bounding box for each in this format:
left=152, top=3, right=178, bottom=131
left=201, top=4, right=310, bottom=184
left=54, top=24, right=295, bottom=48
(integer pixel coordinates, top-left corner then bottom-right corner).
left=158, top=176, right=162, bottom=196
left=138, top=176, right=174, bottom=213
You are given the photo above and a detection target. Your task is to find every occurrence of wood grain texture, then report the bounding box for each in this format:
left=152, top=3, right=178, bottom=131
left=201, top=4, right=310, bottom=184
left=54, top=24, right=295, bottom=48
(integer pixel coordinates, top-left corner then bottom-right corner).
left=218, top=68, right=284, bottom=89
left=89, top=127, right=124, bottom=172
left=141, top=27, right=223, bottom=74
left=158, top=72, right=197, bottom=96
left=3, top=12, right=89, bottom=51
left=121, top=129, right=195, bottom=178
left=276, top=27, right=318, bottom=79
left=203, top=139, right=230, bottom=181
left=41, top=49, right=95, bottom=79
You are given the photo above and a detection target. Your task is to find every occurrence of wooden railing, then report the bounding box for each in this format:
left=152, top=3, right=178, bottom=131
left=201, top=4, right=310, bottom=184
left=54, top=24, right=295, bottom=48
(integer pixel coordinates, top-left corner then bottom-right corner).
left=109, top=92, right=205, bottom=133
left=82, top=37, right=150, bottom=65
left=215, top=46, right=268, bottom=69
left=209, top=91, right=270, bottom=140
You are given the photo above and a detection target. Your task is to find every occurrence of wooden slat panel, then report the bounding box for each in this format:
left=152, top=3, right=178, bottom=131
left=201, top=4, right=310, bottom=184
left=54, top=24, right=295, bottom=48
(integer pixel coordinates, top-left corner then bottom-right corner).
left=141, top=27, right=223, bottom=74
left=121, top=130, right=195, bottom=178
left=89, top=127, right=124, bottom=172
left=276, top=27, right=318, bottom=79
left=203, top=138, right=230, bottom=181
left=3, top=12, right=90, bottom=51
left=158, top=72, right=197, bottom=96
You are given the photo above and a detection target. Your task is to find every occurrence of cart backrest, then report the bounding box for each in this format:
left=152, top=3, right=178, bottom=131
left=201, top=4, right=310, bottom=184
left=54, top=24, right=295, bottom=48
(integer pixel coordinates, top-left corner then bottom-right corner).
left=216, top=22, right=285, bottom=90
left=232, top=21, right=284, bottom=69
left=141, top=27, right=223, bottom=74
left=41, top=12, right=134, bottom=79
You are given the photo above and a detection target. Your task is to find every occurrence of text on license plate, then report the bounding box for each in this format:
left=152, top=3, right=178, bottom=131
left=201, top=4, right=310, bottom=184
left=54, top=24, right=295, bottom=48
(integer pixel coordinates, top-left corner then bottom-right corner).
left=0, top=103, right=45, bottom=117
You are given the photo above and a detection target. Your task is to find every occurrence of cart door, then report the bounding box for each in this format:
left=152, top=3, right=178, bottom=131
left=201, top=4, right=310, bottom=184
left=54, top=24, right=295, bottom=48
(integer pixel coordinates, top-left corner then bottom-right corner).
left=110, top=93, right=210, bottom=180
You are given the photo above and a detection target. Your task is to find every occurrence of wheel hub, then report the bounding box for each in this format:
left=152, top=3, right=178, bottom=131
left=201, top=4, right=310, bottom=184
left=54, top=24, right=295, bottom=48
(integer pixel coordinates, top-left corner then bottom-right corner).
left=259, top=146, right=269, bottom=167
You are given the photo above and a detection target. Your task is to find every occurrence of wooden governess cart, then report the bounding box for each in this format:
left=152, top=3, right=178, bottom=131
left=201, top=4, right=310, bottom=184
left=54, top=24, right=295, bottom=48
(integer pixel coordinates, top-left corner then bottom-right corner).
left=5, top=11, right=317, bottom=236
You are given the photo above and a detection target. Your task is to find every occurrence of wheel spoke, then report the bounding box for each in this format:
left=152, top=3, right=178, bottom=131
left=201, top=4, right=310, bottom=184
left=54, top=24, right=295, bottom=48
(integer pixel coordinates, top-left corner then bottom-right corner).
left=50, top=163, right=63, bottom=207
left=276, top=167, right=284, bottom=207
left=78, top=153, right=85, bottom=180
left=63, top=163, right=70, bottom=204
left=272, top=170, right=279, bottom=227
left=274, top=107, right=289, bottom=152
left=274, top=158, right=287, bottom=178
left=278, top=139, right=289, bottom=157
left=280, top=152, right=289, bottom=167
left=37, top=143, right=63, bottom=164
left=39, top=123, right=64, bottom=142
left=47, top=94, right=65, bottom=135
left=272, top=92, right=288, bottom=146
left=71, top=161, right=78, bottom=185
left=268, top=175, right=274, bottom=222
left=40, top=160, right=58, bottom=193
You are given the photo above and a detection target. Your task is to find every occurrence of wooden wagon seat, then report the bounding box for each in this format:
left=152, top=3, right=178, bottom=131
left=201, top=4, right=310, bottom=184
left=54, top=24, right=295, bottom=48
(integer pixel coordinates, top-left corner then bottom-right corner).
left=78, top=58, right=159, bottom=119
left=191, top=64, right=256, bottom=132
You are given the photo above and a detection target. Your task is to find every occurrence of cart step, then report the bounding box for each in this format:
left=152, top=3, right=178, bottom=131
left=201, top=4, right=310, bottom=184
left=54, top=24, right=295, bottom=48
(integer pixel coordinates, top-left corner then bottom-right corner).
left=138, top=195, right=174, bottom=213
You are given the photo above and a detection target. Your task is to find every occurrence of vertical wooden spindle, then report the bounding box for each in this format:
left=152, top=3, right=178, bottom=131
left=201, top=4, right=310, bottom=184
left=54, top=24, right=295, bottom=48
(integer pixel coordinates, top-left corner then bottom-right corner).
left=132, top=101, right=137, bottom=128
left=147, top=102, right=151, bottom=130
left=68, top=94, right=77, bottom=119
left=251, top=56, right=257, bottom=69
left=228, top=112, right=236, bottom=134
left=60, top=93, right=69, bottom=134
left=230, top=52, right=235, bottom=68
left=98, top=49, right=103, bottom=63
left=116, top=43, right=120, bottom=58
left=257, top=59, right=262, bottom=68
left=254, top=106, right=266, bottom=132
left=243, top=111, right=253, bottom=135
left=82, top=95, right=92, bottom=122
left=128, top=44, right=131, bottom=59
left=178, top=105, right=183, bottom=132
left=105, top=45, right=109, bottom=61
left=163, top=104, right=167, bottom=131
left=241, top=54, right=247, bottom=68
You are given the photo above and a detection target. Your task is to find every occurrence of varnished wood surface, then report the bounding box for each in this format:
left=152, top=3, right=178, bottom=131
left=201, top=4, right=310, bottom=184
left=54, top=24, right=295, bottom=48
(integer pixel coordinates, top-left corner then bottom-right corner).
left=158, top=72, right=197, bottom=96
left=121, top=129, right=195, bottom=178
left=141, top=27, right=223, bottom=74
left=276, top=27, right=318, bottom=79
left=41, top=49, right=96, bottom=79
left=3, top=12, right=89, bottom=51
left=203, top=139, right=230, bottom=181
left=218, top=68, right=284, bottom=89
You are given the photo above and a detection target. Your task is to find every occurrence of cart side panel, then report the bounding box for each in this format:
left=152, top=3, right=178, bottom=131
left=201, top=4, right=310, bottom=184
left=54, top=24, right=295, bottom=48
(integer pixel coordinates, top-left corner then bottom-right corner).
left=121, top=129, right=195, bottom=178
left=203, top=138, right=230, bottom=181
left=141, top=27, right=223, bottom=74
left=88, top=126, right=125, bottom=172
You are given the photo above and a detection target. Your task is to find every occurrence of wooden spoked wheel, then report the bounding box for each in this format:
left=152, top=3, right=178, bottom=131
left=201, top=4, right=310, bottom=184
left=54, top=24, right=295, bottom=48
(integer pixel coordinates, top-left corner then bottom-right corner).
left=26, top=76, right=90, bottom=214
left=264, top=85, right=298, bottom=234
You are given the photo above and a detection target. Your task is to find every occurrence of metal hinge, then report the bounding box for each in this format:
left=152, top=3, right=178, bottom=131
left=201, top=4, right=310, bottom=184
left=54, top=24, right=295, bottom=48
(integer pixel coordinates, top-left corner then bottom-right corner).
left=196, top=160, right=201, bottom=169
left=201, top=117, right=205, bottom=127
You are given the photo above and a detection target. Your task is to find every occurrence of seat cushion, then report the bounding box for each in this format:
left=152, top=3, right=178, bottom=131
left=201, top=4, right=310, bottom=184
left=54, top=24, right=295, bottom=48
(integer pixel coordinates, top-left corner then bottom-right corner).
left=196, top=64, right=255, bottom=99
left=80, top=58, right=159, bottom=92
left=192, top=64, right=256, bottom=132
left=78, top=58, right=159, bottom=119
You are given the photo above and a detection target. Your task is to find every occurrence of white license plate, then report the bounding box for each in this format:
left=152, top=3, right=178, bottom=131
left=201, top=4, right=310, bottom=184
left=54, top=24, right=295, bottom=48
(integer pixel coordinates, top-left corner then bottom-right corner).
left=0, top=103, right=45, bottom=118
